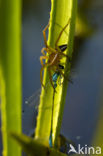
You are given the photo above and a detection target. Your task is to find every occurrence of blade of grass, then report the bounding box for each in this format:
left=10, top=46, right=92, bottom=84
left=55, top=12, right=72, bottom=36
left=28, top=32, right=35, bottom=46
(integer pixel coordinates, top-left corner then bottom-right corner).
left=0, top=0, right=22, bottom=155
left=35, top=0, right=77, bottom=148
left=10, top=132, right=67, bottom=156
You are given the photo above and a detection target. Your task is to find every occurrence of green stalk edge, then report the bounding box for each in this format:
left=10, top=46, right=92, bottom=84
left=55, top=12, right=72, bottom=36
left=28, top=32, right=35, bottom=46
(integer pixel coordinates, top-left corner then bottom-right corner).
left=35, top=0, right=77, bottom=147
left=0, top=0, right=22, bottom=156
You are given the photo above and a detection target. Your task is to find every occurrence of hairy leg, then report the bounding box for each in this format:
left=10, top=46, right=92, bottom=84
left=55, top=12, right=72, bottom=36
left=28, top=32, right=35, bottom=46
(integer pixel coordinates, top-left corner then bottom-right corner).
left=41, top=47, right=47, bottom=55
left=57, top=67, right=72, bottom=83
left=55, top=19, right=70, bottom=48
left=60, top=52, right=71, bottom=62
left=48, top=67, right=55, bottom=91
left=40, top=55, right=48, bottom=66
left=43, top=23, right=49, bottom=47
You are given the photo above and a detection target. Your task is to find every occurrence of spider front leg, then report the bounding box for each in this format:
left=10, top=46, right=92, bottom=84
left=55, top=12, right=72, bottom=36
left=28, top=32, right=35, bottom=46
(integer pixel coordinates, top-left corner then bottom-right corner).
left=40, top=55, right=48, bottom=66
left=43, top=22, right=49, bottom=48
left=41, top=47, right=47, bottom=56
left=55, top=19, right=70, bottom=49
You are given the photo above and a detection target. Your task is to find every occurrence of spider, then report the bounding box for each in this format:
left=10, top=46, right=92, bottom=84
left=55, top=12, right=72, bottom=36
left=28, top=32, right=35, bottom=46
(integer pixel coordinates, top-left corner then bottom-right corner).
left=40, top=19, right=71, bottom=90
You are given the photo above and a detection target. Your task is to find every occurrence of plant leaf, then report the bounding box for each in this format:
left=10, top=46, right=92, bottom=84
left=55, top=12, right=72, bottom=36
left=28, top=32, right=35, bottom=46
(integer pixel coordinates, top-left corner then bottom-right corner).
left=35, top=0, right=77, bottom=148
left=0, top=0, right=22, bottom=155
left=11, top=132, right=67, bottom=156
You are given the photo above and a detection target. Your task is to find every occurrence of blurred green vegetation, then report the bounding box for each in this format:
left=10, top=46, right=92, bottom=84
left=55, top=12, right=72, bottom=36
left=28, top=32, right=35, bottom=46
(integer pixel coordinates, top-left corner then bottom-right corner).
left=0, top=0, right=22, bottom=156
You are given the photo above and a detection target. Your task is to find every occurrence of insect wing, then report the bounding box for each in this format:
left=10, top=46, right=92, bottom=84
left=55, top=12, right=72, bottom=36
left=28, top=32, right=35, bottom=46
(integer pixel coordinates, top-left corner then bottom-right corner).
left=25, top=88, right=41, bottom=111
left=25, top=81, right=50, bottom=110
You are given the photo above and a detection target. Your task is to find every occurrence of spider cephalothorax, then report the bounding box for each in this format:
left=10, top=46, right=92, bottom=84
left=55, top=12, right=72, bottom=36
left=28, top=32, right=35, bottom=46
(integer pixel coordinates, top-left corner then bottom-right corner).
left=40, top=19, right=70, bottom=90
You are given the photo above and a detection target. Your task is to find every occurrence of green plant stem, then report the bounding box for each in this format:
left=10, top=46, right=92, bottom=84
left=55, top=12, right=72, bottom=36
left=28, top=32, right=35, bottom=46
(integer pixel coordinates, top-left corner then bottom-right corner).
left=0, top=0, right=22, bottom=156
left=35, top=0, right=77, bottom=148
left=10, top=132, right=67, bottom=156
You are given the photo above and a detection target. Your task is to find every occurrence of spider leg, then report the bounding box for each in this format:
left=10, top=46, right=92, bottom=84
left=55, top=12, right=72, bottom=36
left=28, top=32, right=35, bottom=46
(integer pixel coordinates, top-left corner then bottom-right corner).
left=41, top=47, right=47, bottom=56
left=43, top=22, right=49, bottom=47
left=55, top=19, right=70, bottom=48
left=48, top=67, right=56, bottom=91
left=40, top=55, right=48, bottom=66
left=40, top=63, right=49, bottom=88
left=60, top=52, right=69, bottom=59
left=59, top=52, right=71, bottom=62
left=57, top=68, right=73, bottom=83
left=41, top=47, right=52, bottom=55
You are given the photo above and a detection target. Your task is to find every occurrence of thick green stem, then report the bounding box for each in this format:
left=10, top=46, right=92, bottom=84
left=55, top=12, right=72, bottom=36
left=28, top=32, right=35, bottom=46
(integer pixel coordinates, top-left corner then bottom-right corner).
left=0, top=0, right=22, bottom=155
left=35, top=0, right=77, bottom=148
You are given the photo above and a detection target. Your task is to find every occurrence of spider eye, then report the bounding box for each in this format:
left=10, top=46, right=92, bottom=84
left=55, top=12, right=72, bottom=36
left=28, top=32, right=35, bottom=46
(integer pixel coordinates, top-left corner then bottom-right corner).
left=59, top=44, right=67, bottom=52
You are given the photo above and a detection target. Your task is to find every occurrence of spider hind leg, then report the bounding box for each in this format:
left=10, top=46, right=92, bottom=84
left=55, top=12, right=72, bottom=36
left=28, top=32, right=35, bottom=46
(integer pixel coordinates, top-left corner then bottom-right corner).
left=48, top=67, right=56, bottom=92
